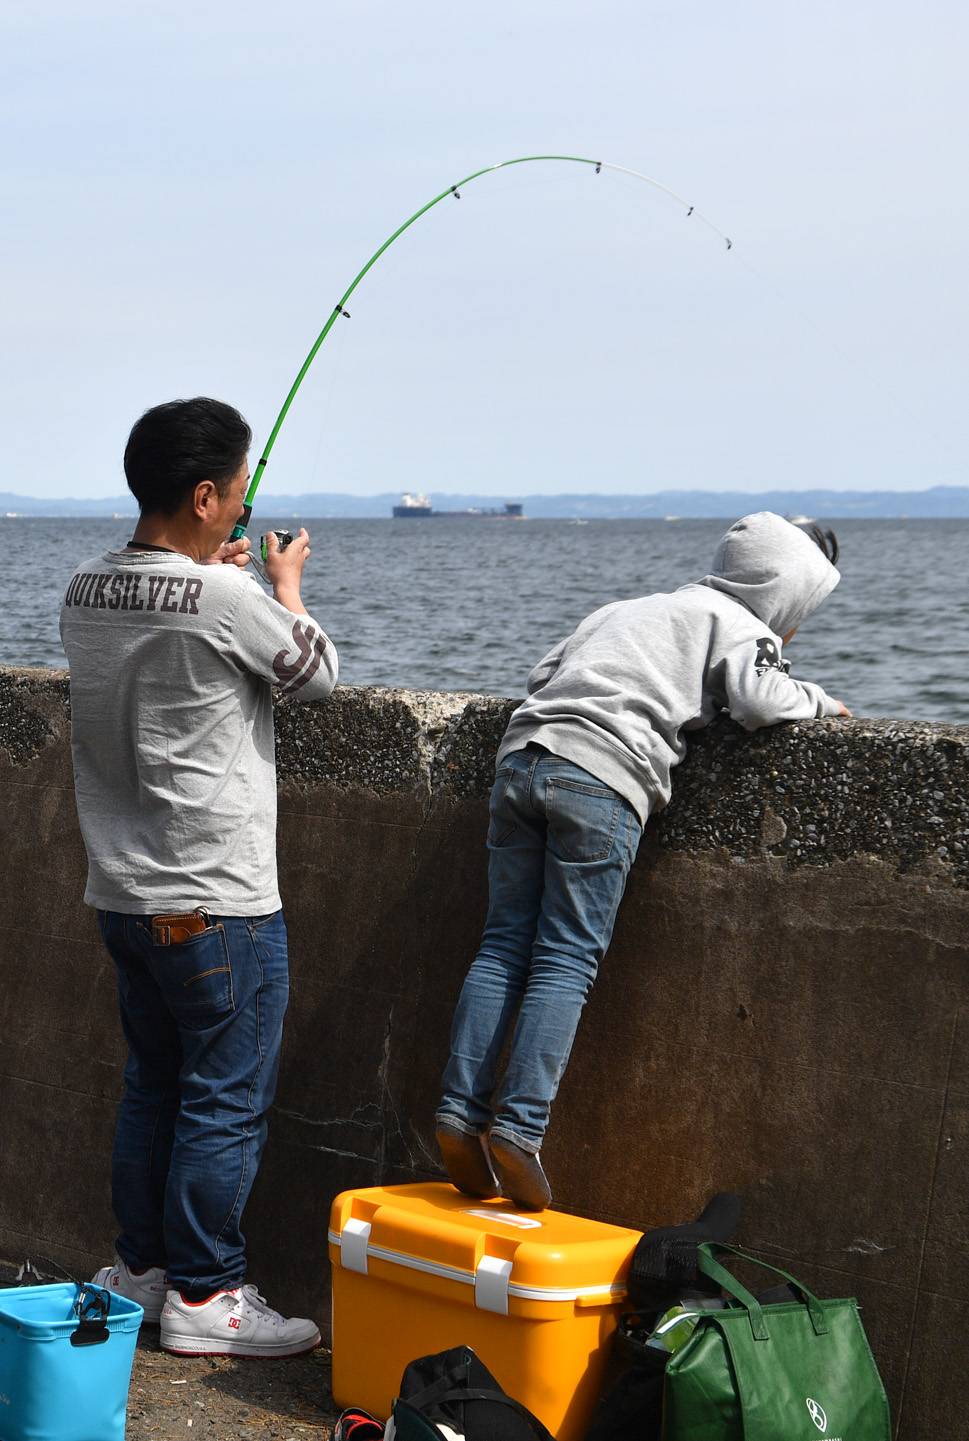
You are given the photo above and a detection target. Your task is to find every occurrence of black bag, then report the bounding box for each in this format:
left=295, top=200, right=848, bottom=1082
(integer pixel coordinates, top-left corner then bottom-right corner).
left=388, top=1345, right=553, bottom=1441
left=584, top=1312, right=669, bottom=1439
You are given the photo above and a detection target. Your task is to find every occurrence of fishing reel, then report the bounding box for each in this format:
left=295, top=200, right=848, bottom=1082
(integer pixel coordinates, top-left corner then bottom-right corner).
left=261, top=528, right=293, bottom=562
left=248, top=528, right=293, bottom=582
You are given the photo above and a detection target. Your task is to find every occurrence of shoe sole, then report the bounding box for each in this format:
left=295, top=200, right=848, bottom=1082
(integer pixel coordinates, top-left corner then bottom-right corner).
left=436, top=1124, right=500, bottom=1199
left=160, top=1332, right=321, bottom=1358
left=489, top=1139, right=552, bottom=1211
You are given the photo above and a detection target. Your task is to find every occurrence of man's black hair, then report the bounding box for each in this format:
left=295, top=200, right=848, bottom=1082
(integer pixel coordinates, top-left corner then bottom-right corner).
left=807, top=524, right=839, bottom=567
left=124, top=398, right=252, bottom=516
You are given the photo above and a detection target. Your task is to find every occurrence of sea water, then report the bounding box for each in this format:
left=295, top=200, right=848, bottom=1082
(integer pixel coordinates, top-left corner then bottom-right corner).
left=2, top=516, right=966, bottom=723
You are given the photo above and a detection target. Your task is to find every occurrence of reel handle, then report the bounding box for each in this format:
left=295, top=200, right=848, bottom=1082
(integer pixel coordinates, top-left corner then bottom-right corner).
left=260, top=529, right=294, bottom=563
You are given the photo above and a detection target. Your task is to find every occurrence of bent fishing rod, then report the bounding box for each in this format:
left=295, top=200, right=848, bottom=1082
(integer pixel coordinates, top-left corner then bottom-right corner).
left=232, top=153, right=733, bottom=549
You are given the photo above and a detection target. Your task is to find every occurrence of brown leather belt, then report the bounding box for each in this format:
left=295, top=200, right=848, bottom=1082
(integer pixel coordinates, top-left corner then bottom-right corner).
left=151, top=909, right=211, bottom=946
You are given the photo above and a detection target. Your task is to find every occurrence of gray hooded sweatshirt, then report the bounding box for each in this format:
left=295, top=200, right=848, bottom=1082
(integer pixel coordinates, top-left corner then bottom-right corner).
left=496, top=512, right=841, bottom=825
left=60, top=548, right=338, bottom=915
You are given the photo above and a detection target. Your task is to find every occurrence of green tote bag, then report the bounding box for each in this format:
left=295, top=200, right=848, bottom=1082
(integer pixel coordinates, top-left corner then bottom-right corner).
left=661, top=1243, right=891, bottom=1441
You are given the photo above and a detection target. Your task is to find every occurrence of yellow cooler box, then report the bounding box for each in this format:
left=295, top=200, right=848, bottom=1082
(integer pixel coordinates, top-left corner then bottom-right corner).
left=329, top=1182, right=642, bottom=1441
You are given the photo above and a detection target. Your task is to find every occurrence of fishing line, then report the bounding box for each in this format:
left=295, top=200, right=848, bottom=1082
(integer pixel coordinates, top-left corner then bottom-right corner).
left=724, top=242, right=948, bottom=469
left=231, top=153, right=733, bottom=542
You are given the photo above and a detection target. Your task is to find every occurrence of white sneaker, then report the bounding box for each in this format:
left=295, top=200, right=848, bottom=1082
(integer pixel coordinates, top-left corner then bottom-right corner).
left=90, top=1258, right=168, bottom=1325
left=160, top=1283, right=321, bottom=1357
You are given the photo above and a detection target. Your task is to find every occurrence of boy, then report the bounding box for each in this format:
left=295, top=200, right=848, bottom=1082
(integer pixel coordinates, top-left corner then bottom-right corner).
left=436, top=512, right=848, bottom=1210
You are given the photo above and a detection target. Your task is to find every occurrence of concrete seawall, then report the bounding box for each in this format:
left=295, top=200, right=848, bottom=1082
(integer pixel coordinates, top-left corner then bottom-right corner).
left=1, top=665, right=967, bottom=1440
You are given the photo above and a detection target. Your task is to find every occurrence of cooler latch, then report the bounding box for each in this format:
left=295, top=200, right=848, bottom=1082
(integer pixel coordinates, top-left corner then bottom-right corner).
left=474, top=1254, right=513, bottom=1314
left=340, top=1217, right=372, bottom=1274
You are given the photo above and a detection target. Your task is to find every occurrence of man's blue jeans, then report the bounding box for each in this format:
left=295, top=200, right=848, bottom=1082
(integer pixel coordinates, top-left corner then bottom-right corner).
left=437, top=747, right=643, bottom=1152
left=97, top=909, right=289, bottom=1298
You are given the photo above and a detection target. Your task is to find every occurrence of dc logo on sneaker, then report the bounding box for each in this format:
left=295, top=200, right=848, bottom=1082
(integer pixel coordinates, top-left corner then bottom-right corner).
left=227, top=1316, right=241, bottom=1330
left=806, top=1398, right=827, bottom=1431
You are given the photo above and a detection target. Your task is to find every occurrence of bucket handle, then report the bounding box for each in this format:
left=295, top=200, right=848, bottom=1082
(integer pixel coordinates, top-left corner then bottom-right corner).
left=70, top=1284, right=111, bottom=1347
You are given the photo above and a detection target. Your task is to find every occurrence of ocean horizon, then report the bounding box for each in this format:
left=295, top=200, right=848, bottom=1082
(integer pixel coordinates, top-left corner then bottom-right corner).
left=4, top=515, right=966, bottom=725
left=4, top=485, right=969, bottom=520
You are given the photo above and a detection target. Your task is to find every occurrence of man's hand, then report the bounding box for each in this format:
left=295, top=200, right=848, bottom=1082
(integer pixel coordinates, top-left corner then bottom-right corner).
left=264, top=528, right=311, bottom=615
left=203, top=537, right=252, bottom=568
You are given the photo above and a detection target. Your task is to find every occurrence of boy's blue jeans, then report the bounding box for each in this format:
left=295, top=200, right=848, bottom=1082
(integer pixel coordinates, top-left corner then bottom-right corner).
left=437, top=747, right=643, bottom=1153
left=97, top=909, right=289, bottom=1298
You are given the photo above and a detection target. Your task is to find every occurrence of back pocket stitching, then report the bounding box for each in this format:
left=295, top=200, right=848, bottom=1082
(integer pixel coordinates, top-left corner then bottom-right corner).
left=184, top=965, right=231, bottom=988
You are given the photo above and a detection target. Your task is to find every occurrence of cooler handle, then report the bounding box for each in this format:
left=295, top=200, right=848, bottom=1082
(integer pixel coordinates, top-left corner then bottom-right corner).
left=474, top=1255, right=512, bottom=1314
left=340, top=1218, right=372, bottom=1275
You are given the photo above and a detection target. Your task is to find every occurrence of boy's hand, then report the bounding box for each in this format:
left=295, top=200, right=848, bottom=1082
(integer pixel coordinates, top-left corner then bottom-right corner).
left=204, top=537, right=251, bottom=568
left=835, top=701, right=852, bottom=717
left=264, top=527, right=311, bottom=615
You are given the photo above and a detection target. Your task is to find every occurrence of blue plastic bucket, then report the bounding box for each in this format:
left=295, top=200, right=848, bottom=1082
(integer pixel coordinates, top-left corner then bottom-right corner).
left=0, top=1283, right=142, bottom=1441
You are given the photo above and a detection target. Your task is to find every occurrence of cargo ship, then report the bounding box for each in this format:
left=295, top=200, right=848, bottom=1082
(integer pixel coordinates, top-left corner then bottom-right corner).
left=392, top=492, right=524, bottom=519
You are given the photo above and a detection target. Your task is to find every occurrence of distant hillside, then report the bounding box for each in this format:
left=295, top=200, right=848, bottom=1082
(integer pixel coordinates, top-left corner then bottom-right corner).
left=2, top=487, right=968, bottom=519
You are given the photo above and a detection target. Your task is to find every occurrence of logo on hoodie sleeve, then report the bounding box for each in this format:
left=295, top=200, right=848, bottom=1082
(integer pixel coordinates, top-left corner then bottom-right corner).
left=754, top=636, right=791, bottom=676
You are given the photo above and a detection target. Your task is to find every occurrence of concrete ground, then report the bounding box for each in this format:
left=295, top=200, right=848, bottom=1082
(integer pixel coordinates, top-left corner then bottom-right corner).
left=126, top=1333, right=339, bottom=1440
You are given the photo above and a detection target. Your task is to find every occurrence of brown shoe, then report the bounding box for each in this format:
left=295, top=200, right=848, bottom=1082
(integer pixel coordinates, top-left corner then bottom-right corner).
left=489, top=1136, right=552, bottom=1211
left=436, top=1122, right=500, bottom=1199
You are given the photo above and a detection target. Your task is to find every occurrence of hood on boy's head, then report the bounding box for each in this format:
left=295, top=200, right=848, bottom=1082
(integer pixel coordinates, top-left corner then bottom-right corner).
left=698, top=511, right=840, bottom=637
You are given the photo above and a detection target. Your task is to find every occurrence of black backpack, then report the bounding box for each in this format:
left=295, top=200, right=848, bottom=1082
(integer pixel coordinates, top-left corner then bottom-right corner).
left=388, top=1345, right=553, bottom=1441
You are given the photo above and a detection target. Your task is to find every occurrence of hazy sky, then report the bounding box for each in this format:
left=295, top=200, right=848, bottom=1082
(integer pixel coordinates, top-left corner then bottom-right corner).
left=3, top=1, right=966, bottom=498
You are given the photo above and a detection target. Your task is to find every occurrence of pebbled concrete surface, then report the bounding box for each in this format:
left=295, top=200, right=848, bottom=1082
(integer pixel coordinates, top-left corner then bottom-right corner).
left=4, top=668, right=968, bottom=886
left=0, top=667, right=69, bottom=765
left=277, top=687, right=969, bottom=885
left=657, top=714, right=969, bottom=878
left=275, top=684, right=969, bottom=884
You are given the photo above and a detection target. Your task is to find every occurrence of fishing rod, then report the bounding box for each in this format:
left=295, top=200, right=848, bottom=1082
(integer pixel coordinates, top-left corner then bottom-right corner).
left=233, top=153, right=733, bottom=549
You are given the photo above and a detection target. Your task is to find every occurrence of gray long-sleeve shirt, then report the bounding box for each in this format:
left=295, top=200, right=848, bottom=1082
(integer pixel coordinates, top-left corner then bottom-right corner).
left=498, top=512, right=842, bottom=824
left=60, top=547, right=338, bottom=914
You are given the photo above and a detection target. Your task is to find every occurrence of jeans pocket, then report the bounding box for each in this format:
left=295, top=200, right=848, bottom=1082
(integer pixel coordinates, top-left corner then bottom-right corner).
left=154, top=924, right=236, bottom=1030
left=546, top=777, right=623, bottom=862
left=247, top=910, right=283, bottom=931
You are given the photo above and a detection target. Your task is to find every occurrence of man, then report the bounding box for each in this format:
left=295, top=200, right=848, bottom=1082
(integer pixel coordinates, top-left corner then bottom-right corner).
left=60, top=397, right=338, bottom=1356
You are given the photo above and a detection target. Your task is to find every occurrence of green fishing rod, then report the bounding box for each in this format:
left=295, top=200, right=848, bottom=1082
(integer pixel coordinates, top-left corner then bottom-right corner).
left=232, top=153, right=732, bottom=545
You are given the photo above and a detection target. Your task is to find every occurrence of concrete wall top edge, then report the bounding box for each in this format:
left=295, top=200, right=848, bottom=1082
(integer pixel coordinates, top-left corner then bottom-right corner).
left=3, top=667, right=968, bottom=883
left=0, top=666, right=70, bottom=765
